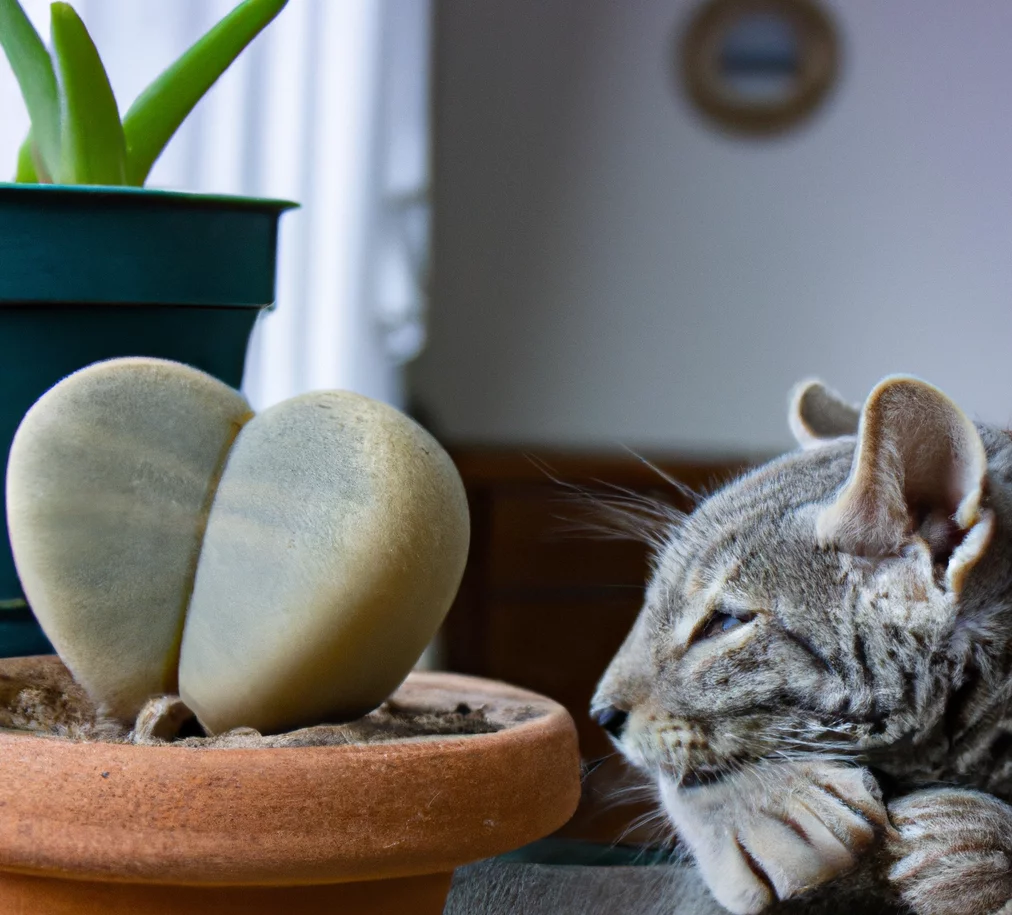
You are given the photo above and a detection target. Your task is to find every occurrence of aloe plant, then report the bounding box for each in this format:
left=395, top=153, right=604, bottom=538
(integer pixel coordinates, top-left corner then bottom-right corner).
left=0, top=0, right=288, bottom=186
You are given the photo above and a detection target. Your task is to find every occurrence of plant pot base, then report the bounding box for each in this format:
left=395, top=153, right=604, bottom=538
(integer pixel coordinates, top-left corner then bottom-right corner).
left=0, top=870, right=453, bottom=915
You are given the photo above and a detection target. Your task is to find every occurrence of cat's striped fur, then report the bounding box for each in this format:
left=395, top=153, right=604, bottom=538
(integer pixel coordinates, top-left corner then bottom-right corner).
left=593, top=378, right=1012, bottom=915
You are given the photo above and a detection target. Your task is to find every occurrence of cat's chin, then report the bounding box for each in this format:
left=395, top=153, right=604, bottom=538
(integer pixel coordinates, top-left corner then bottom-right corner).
left=658, top=760, right=887, bottom=915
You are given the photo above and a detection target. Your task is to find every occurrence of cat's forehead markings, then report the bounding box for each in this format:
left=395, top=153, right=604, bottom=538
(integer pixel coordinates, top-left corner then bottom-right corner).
left=672, top=565, right=738, bottom=645
left=685, top=564, right=707, bottom=598
left=675, top=445, right=856, bottom=570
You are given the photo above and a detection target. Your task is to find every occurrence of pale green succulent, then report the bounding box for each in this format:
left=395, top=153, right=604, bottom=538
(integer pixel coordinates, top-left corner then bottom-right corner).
left=0, top=0, right=288, bottom=185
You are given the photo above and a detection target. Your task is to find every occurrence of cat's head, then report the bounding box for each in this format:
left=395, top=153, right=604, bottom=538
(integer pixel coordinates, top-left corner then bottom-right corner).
left=592, top=376, right=1007, bottom=912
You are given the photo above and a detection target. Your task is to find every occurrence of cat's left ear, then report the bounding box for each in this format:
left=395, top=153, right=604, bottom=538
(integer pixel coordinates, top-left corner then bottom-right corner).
left=817, top=376, right=993, bottom=592
left=789, top=380, right=860, bottom=449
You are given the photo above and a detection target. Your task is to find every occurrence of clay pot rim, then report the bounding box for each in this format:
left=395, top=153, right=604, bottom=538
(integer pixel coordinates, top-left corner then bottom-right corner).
left=0, top=667, right=582, bottom=886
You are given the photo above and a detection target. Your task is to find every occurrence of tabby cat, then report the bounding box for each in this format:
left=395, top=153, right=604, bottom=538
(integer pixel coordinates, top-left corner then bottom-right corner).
left=592, top=376, right=1012, bottom=915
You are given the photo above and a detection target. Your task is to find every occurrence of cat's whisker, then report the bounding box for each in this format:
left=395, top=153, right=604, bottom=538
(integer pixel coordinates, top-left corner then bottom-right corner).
left=611, top=802, right=674, bottom=851
left=764, top=731, right=854, bottom=749
left=596, top=785, right=662, bottom=813
left=520, top=458, right=661, bottom=542
left=616, top=446, right=705, bottom=507
left=527, top=456, right=688, bottom=551
left=761, top=722, right=861, bottom=757
left=581, top=751, right=620, bottom=784
left=600, top=782, right=660, bottom=802
left=621, top=807, right=669, bottom=834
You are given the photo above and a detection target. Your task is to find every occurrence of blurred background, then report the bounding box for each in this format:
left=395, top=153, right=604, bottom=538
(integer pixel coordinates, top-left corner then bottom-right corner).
left=417, top=0, right=1012, bottom=453
left=4, top=0, right=1012, bottom=843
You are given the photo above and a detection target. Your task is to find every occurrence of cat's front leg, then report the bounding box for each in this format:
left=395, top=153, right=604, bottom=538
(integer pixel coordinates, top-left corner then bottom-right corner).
left=886, top=787, right=1012, bottom=915
left=660, top=760, right=889, bottom=914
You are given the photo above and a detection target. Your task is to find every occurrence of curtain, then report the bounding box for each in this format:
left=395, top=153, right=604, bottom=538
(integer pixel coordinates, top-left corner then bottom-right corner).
left=0, top=0, right=431, bottom=411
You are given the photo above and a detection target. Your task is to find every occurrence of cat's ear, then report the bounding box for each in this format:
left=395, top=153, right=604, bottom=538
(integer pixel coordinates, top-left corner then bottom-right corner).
left=789, top=380, right=860, bottom=449
left=817, top=377, right=993, bottom=590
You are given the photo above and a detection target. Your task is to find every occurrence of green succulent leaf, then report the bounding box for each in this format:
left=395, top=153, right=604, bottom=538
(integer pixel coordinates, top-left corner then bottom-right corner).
left=15, top=132, right=40, bottom=182
left=122, top=0, right=289, bottom=187
left=0, top=0, right=61, bottom=180
left=50, top=1, right=127, bottom=185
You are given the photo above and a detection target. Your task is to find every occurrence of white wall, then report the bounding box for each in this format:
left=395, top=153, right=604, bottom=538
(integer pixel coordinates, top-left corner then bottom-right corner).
left=411, top=0, right=1012, bottom=455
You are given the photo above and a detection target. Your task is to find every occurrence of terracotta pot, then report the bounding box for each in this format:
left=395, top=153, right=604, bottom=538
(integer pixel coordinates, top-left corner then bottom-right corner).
left=0, top=658, right=581, bottom=914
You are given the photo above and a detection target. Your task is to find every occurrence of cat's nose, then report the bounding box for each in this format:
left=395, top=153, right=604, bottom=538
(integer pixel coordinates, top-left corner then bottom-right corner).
left=593, top=706, right=629, bottom=738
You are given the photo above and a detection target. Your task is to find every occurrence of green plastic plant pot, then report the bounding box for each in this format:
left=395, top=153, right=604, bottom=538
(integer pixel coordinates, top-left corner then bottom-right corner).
left=0, top=183, right=295, bottom=657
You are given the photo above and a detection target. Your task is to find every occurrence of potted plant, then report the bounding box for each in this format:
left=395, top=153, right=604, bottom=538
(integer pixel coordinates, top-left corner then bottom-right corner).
left=0, top=655, right=581, bottom=915
left=0, top=0, right=295, bottom=655
left=0, top=357, right=583, bottom=914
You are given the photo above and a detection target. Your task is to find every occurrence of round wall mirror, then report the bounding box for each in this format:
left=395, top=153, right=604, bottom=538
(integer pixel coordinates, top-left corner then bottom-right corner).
left=680, top=0, right=840, bottom=136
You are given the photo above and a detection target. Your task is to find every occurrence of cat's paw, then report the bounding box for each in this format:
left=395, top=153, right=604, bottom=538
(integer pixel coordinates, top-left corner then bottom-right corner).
left=887, top=788, right=1012, bottom=915
left=660, top=760, right=887, bottom=914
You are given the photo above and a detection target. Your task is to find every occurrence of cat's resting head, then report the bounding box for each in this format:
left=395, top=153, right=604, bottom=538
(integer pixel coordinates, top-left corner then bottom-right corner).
left=593, top=376, right=1012, bottom=913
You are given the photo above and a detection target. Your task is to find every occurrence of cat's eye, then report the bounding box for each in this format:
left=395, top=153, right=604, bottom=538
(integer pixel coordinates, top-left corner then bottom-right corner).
left=698, top=610, right=754, bottom=642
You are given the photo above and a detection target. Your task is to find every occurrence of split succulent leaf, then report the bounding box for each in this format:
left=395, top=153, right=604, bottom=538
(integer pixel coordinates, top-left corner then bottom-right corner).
left=7, top=358, right=471, bottom=736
